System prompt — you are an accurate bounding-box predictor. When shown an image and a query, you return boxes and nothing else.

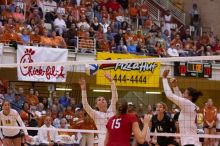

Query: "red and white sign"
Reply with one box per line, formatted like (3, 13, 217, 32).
(17, 45, 68, 82)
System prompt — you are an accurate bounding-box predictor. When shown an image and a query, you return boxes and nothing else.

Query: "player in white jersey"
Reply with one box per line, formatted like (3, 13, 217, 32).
(79, 73, 118, 146)
(162, 69, 202, 146)
(0, 100, 30, 146)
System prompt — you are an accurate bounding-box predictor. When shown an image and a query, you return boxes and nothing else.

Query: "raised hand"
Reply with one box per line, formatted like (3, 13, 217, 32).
(143, 114, 151, 126)
(162, 69, 170, 78)
(79, 78, 86, 90)
(104, 72, 113, 82)
(170, 78, 177, 87)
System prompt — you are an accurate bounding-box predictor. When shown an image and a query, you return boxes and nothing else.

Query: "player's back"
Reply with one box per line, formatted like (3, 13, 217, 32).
(106, 113, 138, 146)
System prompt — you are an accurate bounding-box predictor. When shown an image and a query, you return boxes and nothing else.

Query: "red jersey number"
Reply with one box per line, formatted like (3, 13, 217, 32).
(111, 118, 121, 129)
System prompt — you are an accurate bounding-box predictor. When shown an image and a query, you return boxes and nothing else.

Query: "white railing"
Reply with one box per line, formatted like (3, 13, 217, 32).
(152, 0, 185, 25)
(144, 0, 161, 27)
(77, 37, 96, 54)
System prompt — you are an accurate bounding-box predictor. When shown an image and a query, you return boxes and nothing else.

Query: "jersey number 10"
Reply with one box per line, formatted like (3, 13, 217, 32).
(111, 119, 121, 129)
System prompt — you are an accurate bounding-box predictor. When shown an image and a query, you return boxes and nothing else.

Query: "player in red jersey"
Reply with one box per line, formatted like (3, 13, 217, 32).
(104, 99, 150, 146)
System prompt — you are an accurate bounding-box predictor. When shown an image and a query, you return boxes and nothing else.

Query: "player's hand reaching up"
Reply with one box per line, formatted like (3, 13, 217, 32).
(79, 78, 86, 90)
(142, 114, 151, 126)
(104, 72, 113, 82)
(170, 78, 177, 87)
(162, 69, 170, 78)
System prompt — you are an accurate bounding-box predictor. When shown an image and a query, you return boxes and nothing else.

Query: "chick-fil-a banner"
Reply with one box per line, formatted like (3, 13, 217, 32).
(17, 45, 68, 82)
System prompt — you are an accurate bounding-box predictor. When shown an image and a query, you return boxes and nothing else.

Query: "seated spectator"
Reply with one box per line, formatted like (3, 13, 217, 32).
(171, 34, 183, 48)
(30, 27, 41, 45)
(124, 28, 136, 43)
(40, 29, 52, 47)
(21, 28, 30, 45)
(64, 105, 76, 124)
(38, 116, 61, 145)
(77, 15, 90, 31)
(1, 5, 13, 21)
(212, 40, 220, 55)
(200, 32, 210, 46)
(12, 92, 25, 113)
(20, 102, 30, 126)
(129, 3, 138, 19)
(120, 21, 129, 33)
(53, 13, 67, 36)
(66, 15, 76, 29)
(99, 17, 109, 33)
(101, 5, 109, 20)
(115, 39, 128, 53)
(13, 6, 25, 22)
(127, 40, 137, 54)
(59, 92, 71, 109)
(51, 31, 67, 48)
(135, 30, 145, 44)
(66, 23, 77, 49)
(48, 91, 57, 108)
(90, 17, 101, 32)
(167, 44, 179, 57)
(53, 111, 64, 128)
(35, 103, 46, 118)
(105, 26, 115, 43)
(4, 87, 15, 103)
(26, 88, 39, 109)
(139, 3, 149, 25)
(27, 8, 41, 25)
(43, 0, 57, 23)
(155, 41, 166, 57)
(106, 0, 120, 12)
(58, 118, 69, 135)
(27, 18, 37, 32)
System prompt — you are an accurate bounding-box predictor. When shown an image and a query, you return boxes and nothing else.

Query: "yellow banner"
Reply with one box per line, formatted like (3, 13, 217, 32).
(96, 53, 160, 87)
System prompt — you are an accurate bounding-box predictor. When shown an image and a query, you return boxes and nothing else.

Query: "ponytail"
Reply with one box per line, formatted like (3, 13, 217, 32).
(187, 87, 203, 103)
(116, 99, 128, 116)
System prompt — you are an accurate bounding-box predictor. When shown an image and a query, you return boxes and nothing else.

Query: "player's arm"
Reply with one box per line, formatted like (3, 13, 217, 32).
(105, 73, 118, 114)
(132, 115, 151, 144)
(104, 130, 109, 146)
(170, 78, 183, 97)
(79, 78, 97, 119)
(162, 69, 190, 110)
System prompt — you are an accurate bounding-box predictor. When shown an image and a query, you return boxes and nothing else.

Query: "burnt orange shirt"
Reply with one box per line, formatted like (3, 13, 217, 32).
(30, 34, 41, 44)
(3, 31, 23, 44)
(203, 106, 217, 126)
(20, 110, 29, 124)
(40, 36, 52, 46)
(26, 95, 39, 106)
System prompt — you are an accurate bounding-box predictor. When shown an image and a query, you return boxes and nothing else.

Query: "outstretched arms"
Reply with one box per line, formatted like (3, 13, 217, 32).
(104, 73, 118, 114)
(79, 78, 97, 119)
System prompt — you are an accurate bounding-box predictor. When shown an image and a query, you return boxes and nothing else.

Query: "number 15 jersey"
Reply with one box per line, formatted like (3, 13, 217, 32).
(106, 114, 138, 146)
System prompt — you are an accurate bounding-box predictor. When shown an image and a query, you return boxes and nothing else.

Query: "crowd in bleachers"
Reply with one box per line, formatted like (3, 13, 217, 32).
(0, 0, 219, 56)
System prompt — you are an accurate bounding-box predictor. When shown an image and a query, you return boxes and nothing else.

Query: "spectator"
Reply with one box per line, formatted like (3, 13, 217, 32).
(21, 28, 30, 45)
(51, 31, 67, 48)
(203, 98, 217, 146)
(66, 15, 76, 29)
(162, 10, 173, 36)
(40, 29, 52, 47)
(26, 88, 39, 109)
(90, 17, 101, 32)
(38, 116, 61, 146)
(20, 102, 30, 126)
(54, 13, 67, 36)
(27, 8, 41, 25)
(4, 87, 15, 103)
(167, 44, 179, 57)
(59, 92, 71, 109)
(212, 40, 220, 55)
(106, 0, 120, 12)
(99, 17, 109, 33)
(12, 6, 24, 22)
(43, 0, 57, 23)
(127, 40, 136, 54)
(77, 15, 90, 31)
(11, 92, 25, 113)
(30, 27, 41, 45)
(139, 3, 148, 26)
(66, 23, 78, 48)
(53, 111, 64, 128)
(64, 105, 75, 123)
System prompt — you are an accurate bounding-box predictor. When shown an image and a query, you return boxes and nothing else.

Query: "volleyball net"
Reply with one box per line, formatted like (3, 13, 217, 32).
(0, 52, 220, 145)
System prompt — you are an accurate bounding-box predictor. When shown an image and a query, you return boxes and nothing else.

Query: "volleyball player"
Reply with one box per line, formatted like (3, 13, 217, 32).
(79, 73, 118, 146)
(104, 98, 150, 146)
(0, 100, 30, 146)
(162, 69, 202, 146)
(150, 102, 178, 146)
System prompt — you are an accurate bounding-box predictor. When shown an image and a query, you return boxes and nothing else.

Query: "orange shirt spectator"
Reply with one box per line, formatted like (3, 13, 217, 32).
(30, 27, 41, 45)
(106, 0, 120, 12)
(101, 6, 109, 19)
(129, 4, 138, 17)
(26, 88, 39, 106)
(203, 99, 217, 127)
(124, 29, 137, 43)
(171, 34, 183, 48)
(200, 32, 210, 46)
(51, 31, 67, 48)
(135, 30, 145, 44)
(3, 29, 23, 44)
(40, 29, 52, 46)
(2, 8, 13, 20)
